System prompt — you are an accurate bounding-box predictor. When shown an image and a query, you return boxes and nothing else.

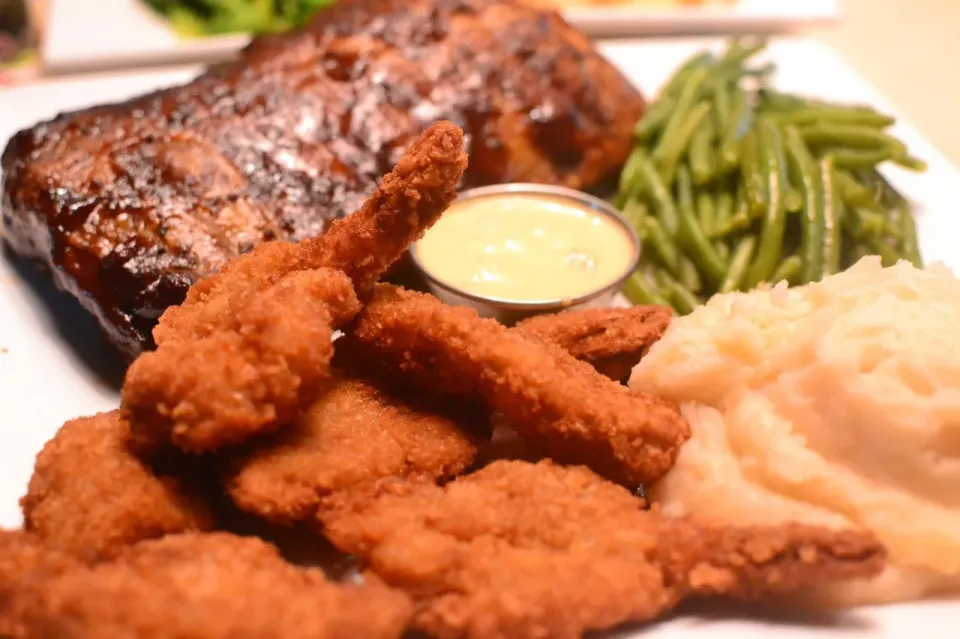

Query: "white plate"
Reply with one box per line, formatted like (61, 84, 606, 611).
(1, 36, 958, 637)
(41, 0, 839, 74)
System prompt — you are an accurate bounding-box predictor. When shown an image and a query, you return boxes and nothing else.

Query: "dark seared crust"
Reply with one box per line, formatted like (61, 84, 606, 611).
(0, 0, 645, 358)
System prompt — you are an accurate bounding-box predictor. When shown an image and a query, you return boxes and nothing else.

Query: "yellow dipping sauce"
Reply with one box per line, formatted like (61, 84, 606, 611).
(414, 193, 635, 302)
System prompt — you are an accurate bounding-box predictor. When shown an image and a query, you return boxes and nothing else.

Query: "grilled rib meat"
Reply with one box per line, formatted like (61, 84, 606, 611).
(0, 0, 645, 359)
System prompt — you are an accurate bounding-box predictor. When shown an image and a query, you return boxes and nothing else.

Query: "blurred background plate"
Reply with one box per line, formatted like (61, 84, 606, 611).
(40, 0, 838, 74)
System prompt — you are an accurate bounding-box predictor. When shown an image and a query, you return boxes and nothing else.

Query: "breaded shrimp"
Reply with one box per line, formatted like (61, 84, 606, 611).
(122, 268, 359, 452)
(341, 285, 689, 486)
(20, 411, 213, 560)
(224, 372, 486, 525)
(323, 460, 886, 639)
(121, 123, 467, 453)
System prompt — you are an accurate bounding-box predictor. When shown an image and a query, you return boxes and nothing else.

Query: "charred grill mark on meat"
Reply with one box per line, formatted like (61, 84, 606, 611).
(0, 0, 645, 358)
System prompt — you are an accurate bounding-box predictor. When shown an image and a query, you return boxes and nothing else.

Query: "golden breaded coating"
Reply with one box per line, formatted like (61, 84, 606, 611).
(224, 373, 484, 525)
(14, 532, 412, 639)
(122, 123, 467, 454)
(122, 268, 360, 452)
(20, 411, 213, 559)
(324, 460, 886, 639)
(341, 285, 689, 486)
(513, 305, 671, 381)
(0, 530, 85, 639)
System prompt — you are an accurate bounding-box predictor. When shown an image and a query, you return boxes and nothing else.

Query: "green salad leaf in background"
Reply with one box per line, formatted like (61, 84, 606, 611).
(143, 0, 336, 36)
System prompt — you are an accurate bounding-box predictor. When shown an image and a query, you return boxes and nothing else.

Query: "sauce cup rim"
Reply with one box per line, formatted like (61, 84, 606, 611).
(409, 183, 641, 311)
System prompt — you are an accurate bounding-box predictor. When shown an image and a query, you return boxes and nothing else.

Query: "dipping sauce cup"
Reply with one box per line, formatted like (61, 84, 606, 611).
(410, 183, 641, 324)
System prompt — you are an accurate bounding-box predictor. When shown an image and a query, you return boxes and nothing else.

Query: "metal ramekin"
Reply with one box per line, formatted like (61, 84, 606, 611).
(409, 183, 641, 325)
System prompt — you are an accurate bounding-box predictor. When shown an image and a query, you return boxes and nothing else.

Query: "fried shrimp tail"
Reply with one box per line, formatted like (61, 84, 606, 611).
(305, 121, 469, 294)
(322, 460, 886, 639)
(121, 123, 467, 453)
(152, 121, 468, 346)
(342, 285, 689, 486)
(654, 518, 888, 600)
(513, 305, 672, 381)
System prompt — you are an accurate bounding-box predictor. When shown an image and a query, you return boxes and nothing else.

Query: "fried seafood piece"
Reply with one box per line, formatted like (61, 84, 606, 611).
(513, 305, 672, 381)
(224, 372, 486, 525)
(122, 268, 360, 452)
(153, 122, 468, 345)
(341, 285, 689, 486)
(20, 411, 214, 560)
(121, 123, 467, 454)
(0, 531, 85, 639)
(15, 532, 413, 639)
(323, 460, 886, 639)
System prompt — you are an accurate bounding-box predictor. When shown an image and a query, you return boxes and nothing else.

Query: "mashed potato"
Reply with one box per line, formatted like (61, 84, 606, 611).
(630, 257, 960, 605)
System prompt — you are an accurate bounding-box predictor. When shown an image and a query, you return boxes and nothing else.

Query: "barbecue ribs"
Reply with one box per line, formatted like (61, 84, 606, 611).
(0, 0, 644, 358)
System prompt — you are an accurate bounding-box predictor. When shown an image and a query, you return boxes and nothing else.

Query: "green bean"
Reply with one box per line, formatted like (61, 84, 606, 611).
(657, 269, 700, 315)
(740, 129, 767, 215)
(784, 188, 803, 212)
(829, 147, 900, 169)
(784, 126, 825, 283)
(759, 89, 874, 113)
(618, 148, 646, 196)
(718, 38, 767, 70)
(620, 198, 649, 233)
(655, 66, 710, 157)
(634, 100, 675, 143)
(834, 169, 875, 207)
(820, 156, 842, 275)
(668, 281, 701, 315)
(720, 236, 757, 293)
(689, 117, 716, 185)
(710, 185, 752, 237)
(709, 212, 752, 238)
(846, 207, 888, 239)
(696, 189, 716, 236)
(676, 166, 727, 285)
(758, 89, 810, 111)
(656, 101, 712, 186)
(900, 203, 923, 267)
(771, 254, 803, 283)
(712, 81, 731, 132)
(708, 64, 774, 97)
(634, 153, 680, 234)
(798, 124, 907, 154)
(661, 51, 714, 98)
(624, 271, 671, 306)
(715, 241, 730, 262)
(766, 107, 894, 128)
(719, 88, 747, 171)
(867, 236, 901, 266)
(679, 257, 703, 293)
(745, 119, 788, 287)
(715, 189, 734, 227)
(641, 216, 680, 274)
(895, 155, 928, 172)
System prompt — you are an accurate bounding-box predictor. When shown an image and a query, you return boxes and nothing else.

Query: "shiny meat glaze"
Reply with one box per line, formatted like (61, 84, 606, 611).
(0, 0, 645, 359)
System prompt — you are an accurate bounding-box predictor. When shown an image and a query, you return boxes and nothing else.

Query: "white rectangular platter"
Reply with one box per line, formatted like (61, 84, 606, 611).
(41, 0, 839, 74)
(1, 36, 957, 638)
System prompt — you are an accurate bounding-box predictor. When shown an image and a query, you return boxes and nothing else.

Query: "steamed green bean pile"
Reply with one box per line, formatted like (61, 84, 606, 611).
(617, 39, 925, 314)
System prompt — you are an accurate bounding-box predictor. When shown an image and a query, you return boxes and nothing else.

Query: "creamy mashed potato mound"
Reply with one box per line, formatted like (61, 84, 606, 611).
(630, 257, 960, 605)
